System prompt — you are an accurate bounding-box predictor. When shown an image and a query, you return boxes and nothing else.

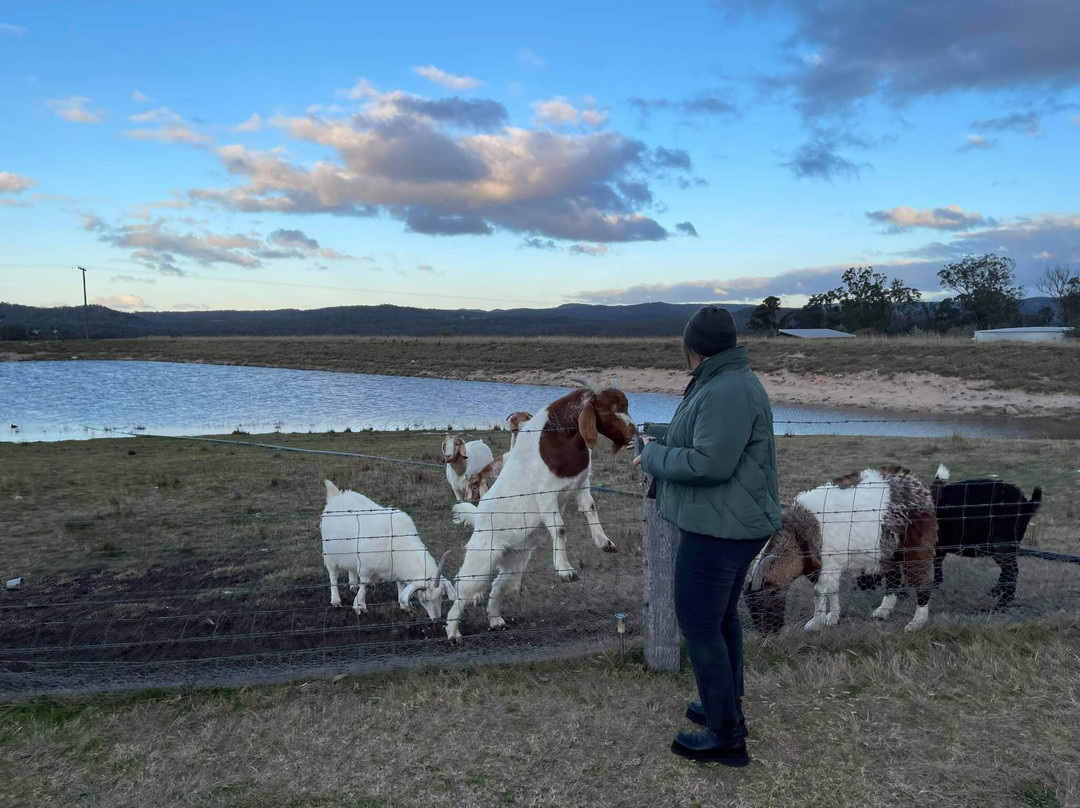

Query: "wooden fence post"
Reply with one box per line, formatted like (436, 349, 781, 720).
(642, 470, 681, 672)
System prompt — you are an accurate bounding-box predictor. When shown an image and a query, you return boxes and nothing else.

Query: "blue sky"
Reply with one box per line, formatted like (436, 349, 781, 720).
(1, 0, 1078, 312)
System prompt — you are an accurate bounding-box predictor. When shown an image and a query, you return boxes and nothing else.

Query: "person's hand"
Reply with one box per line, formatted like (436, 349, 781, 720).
(632, 435, 653, 466)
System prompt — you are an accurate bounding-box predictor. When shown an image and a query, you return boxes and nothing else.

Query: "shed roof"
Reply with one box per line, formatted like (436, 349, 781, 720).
(973, 327, 1071, 334)
(777, 328, 856, 339)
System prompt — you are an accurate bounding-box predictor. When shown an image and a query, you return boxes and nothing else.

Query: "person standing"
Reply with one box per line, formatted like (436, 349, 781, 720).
(634, 305, 781, 766)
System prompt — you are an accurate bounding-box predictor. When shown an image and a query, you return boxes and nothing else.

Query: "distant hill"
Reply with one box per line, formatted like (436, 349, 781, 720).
(1, 297, 1061, 341)
(0, 301, 761, 340)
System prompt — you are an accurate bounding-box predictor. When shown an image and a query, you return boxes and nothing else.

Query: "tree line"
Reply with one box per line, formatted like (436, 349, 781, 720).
(747, 253, 1080, 336)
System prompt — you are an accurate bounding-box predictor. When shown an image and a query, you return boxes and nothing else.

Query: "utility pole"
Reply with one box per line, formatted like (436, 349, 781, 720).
(78, 266, 90, 340)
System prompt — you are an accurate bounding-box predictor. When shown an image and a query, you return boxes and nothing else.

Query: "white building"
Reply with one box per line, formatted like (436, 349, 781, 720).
(973, 326, 1073, 343)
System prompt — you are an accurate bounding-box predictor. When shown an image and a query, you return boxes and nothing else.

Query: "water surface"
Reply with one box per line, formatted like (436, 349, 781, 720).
(1, 360, 1076, 442)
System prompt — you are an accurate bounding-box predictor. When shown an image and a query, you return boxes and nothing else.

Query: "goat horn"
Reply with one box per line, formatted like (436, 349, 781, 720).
(570, 376, 601, 394)
(606, 378, 620, 390)
(435, 549, 452, 579)
(749, 552, 776, 591)
(398, 581, 423, 609)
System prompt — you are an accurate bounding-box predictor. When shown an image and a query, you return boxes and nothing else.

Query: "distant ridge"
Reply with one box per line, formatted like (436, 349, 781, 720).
(0, 301, 760, 340)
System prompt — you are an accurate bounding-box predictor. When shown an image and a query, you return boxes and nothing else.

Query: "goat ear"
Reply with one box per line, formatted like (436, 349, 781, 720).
(442, 577, 457, 601)
(578, 402, 598, 449)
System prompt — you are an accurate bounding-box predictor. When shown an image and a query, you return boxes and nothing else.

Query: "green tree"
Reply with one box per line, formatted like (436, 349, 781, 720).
(937, 253, 1023, 330)
(1036, 264, 1080, 326)
(806, 267, 920, 333)
(747, 295, 782, 334)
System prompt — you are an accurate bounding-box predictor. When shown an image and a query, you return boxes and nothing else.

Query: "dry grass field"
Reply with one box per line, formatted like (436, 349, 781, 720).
(2, 430, 1079, 806)
(5, 334, 1080, 396)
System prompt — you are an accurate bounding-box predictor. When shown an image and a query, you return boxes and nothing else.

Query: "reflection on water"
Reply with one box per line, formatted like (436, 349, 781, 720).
(1, 360, 1076, 442)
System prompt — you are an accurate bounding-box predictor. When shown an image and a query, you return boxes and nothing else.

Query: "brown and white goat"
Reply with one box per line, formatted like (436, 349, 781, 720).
(463, 412, 535, 501)
(442, 435, 494, 501)
(445, 379, 637, 641)
(745, 466, 938, 634)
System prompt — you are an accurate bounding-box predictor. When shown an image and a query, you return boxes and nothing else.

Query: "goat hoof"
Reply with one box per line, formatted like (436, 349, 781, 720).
(557, 569, 580, 583)
(601, 541, 617, 553)
(489, 618, 507, 630)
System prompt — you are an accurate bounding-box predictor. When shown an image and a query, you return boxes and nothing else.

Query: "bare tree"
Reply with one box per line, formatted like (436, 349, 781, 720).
(1036, 265, 1080, 326)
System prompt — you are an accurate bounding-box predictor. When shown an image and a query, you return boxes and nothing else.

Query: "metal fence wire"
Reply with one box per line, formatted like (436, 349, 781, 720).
(2, 427, 1079, 699)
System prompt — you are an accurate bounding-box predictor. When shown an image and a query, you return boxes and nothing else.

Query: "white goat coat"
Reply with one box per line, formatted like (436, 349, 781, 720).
(796, 469, 892, 579)
(321, 486, 445, 614)
(445, 440, 495, 501)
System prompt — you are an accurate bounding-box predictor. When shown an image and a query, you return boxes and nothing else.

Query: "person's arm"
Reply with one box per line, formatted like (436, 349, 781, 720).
(640, 387, 752, 486)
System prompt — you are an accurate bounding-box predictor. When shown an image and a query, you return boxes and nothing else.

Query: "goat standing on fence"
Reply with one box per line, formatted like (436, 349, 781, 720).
(445, 379, 636, 640)
(636, 306, 781, 767)
(930, 464, 1042, 607)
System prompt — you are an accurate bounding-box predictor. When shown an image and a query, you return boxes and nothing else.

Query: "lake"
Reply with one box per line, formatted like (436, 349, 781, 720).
(1, 360, 1076, 442)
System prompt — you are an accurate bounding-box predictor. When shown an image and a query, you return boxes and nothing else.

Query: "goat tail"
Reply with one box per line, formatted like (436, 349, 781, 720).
(324, 479, 341, 501)
(1027, 486, 1043, 515)
(452, 502, 478, 527)
(934, 464, 950, 483)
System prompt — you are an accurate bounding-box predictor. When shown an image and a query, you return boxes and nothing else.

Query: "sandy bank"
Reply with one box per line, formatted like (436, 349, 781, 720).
(464, 367, 1080, 419)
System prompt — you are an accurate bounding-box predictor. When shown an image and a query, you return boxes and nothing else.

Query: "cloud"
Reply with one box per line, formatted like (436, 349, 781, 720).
(392, 96, 508, 130)
(413, 65, 482, 90)
(782, 135, 866, 181)
(517, 49, 545, 69)
(628, 93, 739, 121)
(109, 274, 156, 285)
(132, 90, 149, 103)
(123, 107, 211, 144)
(92, 293, 151, 310)
(0, 171, 36, 194)
(532, 96, 579, 126)
(577, 211, 1080, 303)
(866, 205, 991, 233)
(338, 78, 379, 100)
(519, 237, 559, 250)
(184, 90, 682, 243)
(531, 96, 609, 129)
(46, 96, 105, 124)
(233, 113, 263, 132)
(719, 0, 1080, 117)
(84, 215, 355, 275)
(268, 228, 319, 250)
(971, 111, 1042, 136)
(675, 221, 699, 237)
(172, 302, 208, 311)
(957, 133, 997, 152)
(1, 23, 27, 35)
(569, 243, 609, 256)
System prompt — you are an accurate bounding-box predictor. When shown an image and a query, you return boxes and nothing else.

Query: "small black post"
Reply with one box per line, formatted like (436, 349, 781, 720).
(78, 266, 89, 340)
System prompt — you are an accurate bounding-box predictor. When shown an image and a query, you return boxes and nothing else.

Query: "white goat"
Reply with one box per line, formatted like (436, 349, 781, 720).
(445, 380, 637, 642)
(321, 480, 456, 619)
(442, 435, 495, 501)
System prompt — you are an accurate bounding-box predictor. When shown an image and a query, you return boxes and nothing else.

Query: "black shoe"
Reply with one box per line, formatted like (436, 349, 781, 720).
(670, 729, 750, 767)
(685, 703, 749, 740)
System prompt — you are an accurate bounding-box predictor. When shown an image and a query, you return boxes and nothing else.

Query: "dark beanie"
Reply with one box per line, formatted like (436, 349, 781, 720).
(683, 306, 737, 357)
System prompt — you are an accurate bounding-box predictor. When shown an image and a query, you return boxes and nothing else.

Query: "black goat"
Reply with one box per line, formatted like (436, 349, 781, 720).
(931, 464, 1042, 606)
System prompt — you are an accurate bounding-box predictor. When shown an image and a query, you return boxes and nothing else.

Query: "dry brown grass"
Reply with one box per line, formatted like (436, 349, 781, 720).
(1, 621, 1078, 807)
(2, 432, 1079, 804)
(5, 333, 1080, 395)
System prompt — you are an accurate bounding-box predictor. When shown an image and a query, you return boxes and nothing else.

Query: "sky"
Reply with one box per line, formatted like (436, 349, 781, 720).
(1, 0, 1079, 313)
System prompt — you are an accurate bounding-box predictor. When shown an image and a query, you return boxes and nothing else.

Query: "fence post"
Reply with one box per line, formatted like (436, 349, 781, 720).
(642, 470, 681, 672)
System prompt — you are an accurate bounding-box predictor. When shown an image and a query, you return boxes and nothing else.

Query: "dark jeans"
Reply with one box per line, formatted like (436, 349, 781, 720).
(674, 530, 770, 743)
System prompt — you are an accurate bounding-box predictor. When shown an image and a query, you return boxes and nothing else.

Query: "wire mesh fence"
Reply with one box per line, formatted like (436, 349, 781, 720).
(2, 426, 1078, 699)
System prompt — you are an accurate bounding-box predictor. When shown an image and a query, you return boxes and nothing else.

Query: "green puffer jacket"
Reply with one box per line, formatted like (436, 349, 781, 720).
(640, 346, 781, 540)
